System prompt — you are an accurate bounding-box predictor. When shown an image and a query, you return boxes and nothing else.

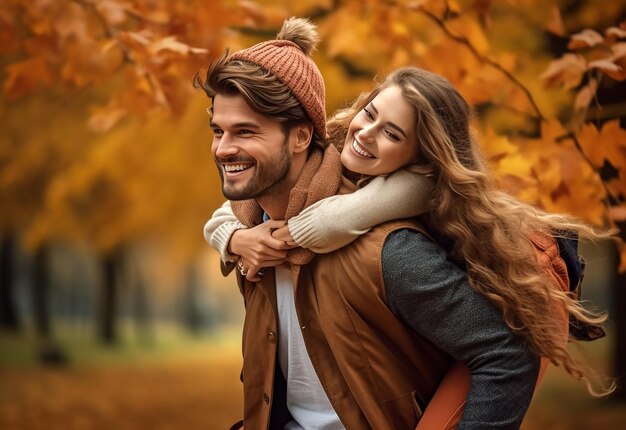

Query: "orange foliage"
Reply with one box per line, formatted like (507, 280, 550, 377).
(1, 0, 626, 267)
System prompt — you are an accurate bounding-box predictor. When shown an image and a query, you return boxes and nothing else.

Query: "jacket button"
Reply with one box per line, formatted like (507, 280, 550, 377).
(263, 393, 270, 404)
(267, 330, 276, 343)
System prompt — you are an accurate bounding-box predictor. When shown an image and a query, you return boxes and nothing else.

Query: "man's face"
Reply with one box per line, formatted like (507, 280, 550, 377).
(210, 93, 292, 200)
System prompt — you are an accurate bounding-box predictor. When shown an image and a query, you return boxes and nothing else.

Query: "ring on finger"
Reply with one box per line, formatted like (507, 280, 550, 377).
(237, 260, 248, 276)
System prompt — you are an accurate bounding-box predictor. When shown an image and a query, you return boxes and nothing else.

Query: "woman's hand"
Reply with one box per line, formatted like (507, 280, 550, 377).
(229, 220, 294, 282)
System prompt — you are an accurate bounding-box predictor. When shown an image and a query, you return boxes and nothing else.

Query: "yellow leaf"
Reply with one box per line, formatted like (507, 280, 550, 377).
(88, 104, 127, 132)
(578, 120, 626, 170)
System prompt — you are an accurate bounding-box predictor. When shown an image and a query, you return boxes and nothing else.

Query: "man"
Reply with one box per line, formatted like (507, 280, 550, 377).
(197, 17, 539, 430)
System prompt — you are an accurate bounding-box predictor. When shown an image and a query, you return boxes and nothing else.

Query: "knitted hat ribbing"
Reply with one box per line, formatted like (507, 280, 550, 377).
(228, 20, 327, 138)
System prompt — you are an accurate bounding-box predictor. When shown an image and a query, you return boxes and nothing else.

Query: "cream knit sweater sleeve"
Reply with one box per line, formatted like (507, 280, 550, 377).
(203, 200, 246, 263)
(288, 169, 433, 253)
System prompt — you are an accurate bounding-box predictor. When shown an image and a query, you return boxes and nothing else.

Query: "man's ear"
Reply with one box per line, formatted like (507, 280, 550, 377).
(292, 124, 313, 154)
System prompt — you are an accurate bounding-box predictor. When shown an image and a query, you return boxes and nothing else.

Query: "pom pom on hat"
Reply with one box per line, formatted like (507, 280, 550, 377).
(229, 18, 327, 138)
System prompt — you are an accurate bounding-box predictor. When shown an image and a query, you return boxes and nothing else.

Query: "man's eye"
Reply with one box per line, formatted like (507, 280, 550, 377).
(212, 129, 223, 137)
(239, 129, 253, 136)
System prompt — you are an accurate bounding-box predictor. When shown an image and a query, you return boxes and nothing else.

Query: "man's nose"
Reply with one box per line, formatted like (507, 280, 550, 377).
(213, 133, 239, 159)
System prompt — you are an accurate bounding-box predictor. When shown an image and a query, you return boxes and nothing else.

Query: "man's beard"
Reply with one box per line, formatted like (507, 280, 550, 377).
(218, 137, 292, 201)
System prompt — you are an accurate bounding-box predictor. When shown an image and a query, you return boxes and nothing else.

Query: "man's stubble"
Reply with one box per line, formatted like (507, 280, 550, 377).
(219, 135, 292, 201)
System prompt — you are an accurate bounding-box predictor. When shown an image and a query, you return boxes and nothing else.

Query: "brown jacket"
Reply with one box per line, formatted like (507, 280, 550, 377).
(231, 219, 451, 430)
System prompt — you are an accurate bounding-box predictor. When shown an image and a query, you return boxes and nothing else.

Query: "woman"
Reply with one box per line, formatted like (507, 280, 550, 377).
(206, 66, 612, 427)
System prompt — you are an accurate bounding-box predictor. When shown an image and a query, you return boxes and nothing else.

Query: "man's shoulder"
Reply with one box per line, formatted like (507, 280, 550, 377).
(320, 219, 434, 262)
(370, 219, 434, 243)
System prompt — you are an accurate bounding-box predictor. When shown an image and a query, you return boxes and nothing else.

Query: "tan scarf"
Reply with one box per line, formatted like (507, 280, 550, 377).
(231, 144, 343, 265)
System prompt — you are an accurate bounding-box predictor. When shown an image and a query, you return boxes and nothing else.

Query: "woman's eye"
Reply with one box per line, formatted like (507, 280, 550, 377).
(363, 108, 374, 119)
(385, 130, 399, 141)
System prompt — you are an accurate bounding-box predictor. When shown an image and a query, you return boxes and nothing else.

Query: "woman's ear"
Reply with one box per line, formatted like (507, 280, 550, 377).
(292, 124, 313, 154)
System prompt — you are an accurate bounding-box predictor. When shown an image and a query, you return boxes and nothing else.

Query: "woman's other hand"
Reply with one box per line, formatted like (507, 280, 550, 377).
(272, 225, 298, 247)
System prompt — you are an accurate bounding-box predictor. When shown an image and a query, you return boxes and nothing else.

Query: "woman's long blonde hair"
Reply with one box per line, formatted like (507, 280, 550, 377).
(328, 67, 613, 395)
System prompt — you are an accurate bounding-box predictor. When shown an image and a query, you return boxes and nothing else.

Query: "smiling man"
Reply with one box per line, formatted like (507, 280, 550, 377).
(197, 17, 540, 430)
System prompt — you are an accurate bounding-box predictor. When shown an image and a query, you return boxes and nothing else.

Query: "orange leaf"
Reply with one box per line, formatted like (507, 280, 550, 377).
(574, 78, 598, 111)
(606, 26, 626, 40)
(611, 42, 626, 60)
(540, 54, 586, 89)
(95, 0, 128, 26)
(547, 6, 566, 37)
(577, 120, 626, 169)
(588, 59, 626, 81)
(3, 56, 53, 98)
(610, 205, 626, 222)
(149, 36, 209, 55)
(567, 29, 604, 49)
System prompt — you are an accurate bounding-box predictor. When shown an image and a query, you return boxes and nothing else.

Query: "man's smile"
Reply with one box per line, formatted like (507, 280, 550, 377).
(222, 162, 255, 173)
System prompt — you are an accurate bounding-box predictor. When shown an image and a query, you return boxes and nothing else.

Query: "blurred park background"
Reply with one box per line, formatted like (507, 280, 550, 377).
(2, 0, 626, 428)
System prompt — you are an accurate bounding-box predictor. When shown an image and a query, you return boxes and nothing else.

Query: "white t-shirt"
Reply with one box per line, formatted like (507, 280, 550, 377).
(275, 265, 344, 430)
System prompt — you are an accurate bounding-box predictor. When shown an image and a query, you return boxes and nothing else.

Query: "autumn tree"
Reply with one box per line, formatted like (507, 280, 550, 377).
(2, 0, 625, 392)
(0, 0, 265, 343)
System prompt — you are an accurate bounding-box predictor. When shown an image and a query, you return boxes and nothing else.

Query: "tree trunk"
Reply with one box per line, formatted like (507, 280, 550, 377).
(98, 251, 119, 345)
(32, 243, 51, 338)
(132, 272, 153, 345)
(0, 233, 20, 331)
(613, 238, 626, 399)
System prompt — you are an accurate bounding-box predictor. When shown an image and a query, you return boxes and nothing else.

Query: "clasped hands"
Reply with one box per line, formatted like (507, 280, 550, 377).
(228, 219, 298, 282)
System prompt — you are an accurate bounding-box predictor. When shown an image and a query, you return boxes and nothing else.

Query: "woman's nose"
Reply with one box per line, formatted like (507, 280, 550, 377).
(357, 125, 375, 143)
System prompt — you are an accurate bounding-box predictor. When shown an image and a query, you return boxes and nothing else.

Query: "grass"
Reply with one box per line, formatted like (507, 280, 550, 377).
(1, 325, 625, 429)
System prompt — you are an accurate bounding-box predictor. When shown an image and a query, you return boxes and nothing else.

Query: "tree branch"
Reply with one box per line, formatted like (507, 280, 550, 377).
(393, 1, 545, 122)
(556, 131, 620, 211)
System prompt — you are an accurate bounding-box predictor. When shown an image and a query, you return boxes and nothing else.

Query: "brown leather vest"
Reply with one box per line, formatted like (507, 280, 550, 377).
(233, 219, 451, 430)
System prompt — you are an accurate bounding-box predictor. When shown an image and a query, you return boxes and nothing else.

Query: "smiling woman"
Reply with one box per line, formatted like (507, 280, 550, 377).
(341, 85, 420, 177)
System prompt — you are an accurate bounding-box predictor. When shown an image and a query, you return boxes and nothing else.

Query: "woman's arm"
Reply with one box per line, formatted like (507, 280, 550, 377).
(204, 201, 291, 281)
(204, 200, 247, 263)
(416, 358, 560, 430)
(414, 233, 571, 430)
(286, 169, 433, 253)
(383, 230, 540, 429)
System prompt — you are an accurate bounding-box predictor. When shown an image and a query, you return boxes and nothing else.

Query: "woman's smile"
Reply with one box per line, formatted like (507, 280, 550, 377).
(351, 139, 375, 159)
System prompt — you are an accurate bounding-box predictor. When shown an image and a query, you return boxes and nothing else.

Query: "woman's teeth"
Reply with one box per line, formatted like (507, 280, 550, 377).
(352, 140, 374, 158)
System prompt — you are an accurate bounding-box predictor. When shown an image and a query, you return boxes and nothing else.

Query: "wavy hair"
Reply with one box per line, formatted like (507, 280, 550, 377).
(328, 67, 614, 395)
(193, 52, 326, 151)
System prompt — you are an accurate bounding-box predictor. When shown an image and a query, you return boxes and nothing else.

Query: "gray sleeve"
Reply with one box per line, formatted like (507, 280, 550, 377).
(382, 229, 540, 430)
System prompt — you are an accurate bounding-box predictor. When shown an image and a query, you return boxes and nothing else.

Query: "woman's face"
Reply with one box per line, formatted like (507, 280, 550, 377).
(341, 85, 419, 176)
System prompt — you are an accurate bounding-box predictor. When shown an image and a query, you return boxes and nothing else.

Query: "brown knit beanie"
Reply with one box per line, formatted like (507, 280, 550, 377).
(228, 17, 327, 138)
